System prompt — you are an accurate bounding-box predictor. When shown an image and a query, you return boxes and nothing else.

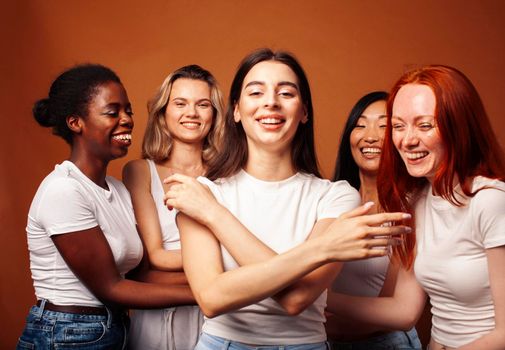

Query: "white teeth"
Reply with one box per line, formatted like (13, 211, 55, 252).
(112, 134, 131, 141)
(259, 118, 283, 124)
(181, 122, 200, 127)
(405, 151, 428, 159)
(362, 147, 381, 154)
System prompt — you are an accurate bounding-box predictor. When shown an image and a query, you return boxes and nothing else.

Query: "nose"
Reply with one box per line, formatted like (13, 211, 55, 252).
(264, 90, 279, 109)
(363, 127, 380, 144)
(403, 126, 419, 146)
(120, 111, 134, 129)
(186, 103, 198, 118)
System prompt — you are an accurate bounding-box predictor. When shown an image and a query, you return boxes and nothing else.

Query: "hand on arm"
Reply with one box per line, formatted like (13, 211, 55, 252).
(167, 174, 413, 316)
(123, 160, 182, 271)
(178, 213, 336, 318)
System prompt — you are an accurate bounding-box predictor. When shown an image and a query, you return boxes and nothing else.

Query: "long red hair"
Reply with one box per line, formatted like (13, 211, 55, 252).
(378, 65, 505, 268)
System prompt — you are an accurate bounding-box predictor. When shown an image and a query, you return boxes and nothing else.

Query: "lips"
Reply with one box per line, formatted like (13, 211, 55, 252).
(111, 133, 132, 145)
(361, 147, 381, 155)
(180, 121, 202, 129)
(404, 151, 428, 160)
(256, 115, 286, 126)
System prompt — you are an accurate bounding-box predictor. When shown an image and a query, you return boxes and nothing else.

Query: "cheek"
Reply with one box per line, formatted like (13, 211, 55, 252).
(349, 130, 360, 148)
(391, 131, 402, 150)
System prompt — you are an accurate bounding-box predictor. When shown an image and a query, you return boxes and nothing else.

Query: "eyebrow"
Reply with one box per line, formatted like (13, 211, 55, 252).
(171, 97, 212, 103)
(391, 115, 435, 121)
(359, 115, 387, 119)
(244, 81, 299, 90)
(104, 102, 130, 109)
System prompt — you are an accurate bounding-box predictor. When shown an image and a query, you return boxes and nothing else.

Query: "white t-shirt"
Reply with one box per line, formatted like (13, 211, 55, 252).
(414, 177, 505, 347)
(27, 161, 143, 307)
(197, 169, 360, 345)
(331, 256, 389, 297)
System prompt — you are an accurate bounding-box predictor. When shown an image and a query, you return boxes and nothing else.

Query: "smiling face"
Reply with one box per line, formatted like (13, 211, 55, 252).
(233, 60, 307, 154)
(164, 78, 214, 146)
(79, 81, 134, 160)
(350, 100, 387, 176)
(391, 84, 445, 183)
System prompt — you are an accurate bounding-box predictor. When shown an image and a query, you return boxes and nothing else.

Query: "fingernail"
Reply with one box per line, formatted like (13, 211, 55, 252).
(405, 226, 412, 233)
(402, 213, 411, 219)
(364, 201, 374, 209)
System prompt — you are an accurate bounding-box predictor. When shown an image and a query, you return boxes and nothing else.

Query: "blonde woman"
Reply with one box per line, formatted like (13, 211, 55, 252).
(123, 65, 224, 350)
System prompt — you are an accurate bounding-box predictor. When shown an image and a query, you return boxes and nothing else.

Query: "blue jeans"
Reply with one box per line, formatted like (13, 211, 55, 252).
(328, 328, 422, 350)
(195, 332, 329, 350)
(16, 299, 129, 349)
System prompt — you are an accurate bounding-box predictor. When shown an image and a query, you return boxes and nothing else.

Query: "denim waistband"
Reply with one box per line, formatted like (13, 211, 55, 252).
(33, 299, 125, 328)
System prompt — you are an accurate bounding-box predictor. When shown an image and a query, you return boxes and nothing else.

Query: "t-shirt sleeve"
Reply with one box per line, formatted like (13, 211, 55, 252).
(34, 178, 98, 236)
(474, 186, 505, 249)
(196, 176, 224, 203)
(317, 180, 360, 220)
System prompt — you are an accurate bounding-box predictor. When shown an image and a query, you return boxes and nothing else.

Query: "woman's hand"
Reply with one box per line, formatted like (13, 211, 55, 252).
(321, 202, 411, 262)
(163, 173, 221, 226)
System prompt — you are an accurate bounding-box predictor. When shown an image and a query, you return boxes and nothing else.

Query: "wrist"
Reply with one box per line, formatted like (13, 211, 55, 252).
(203, 203, 229, 229)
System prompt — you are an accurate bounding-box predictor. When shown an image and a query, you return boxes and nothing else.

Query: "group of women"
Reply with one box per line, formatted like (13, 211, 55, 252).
(17, 48, 505, 350)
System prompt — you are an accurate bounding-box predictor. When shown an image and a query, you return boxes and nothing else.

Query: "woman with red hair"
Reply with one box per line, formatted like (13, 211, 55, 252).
(328, 65, 505, 349)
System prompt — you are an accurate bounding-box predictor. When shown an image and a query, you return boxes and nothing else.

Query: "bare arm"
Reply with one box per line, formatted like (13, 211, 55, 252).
(326, 266, 427, 330)
(52, 226, 194, 309)
(456, 246, 505, 349)
(126, 245, 188, 286)
(178, 208, 411, 318)
(325, 260, 401, 340)
(123, 160, 182, 271)
(165, 174, 410, 315)
(178, 213, 334, 317)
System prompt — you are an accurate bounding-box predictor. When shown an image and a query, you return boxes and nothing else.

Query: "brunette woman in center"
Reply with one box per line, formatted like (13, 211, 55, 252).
(123, 64, 224, 350)
(326, 91, 421, 349)
(162, 48, 412, 349)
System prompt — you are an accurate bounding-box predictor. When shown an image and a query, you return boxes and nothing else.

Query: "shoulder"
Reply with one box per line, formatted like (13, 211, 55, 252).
(123, 159, 150, 178)
(38, 167, 87, 201)
(122, 159, 151, 190)
(299, 174, 359, 201)
(471, 177, 505, 208)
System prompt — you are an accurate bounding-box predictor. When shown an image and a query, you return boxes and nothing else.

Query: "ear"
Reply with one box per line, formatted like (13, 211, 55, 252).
(301, 106, 308, 124)
(67, 115, 83, 134)
(233, 104, 241, 123)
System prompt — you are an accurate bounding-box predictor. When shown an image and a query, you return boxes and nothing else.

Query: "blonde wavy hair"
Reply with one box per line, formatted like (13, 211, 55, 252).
(141, 65, 225, 163)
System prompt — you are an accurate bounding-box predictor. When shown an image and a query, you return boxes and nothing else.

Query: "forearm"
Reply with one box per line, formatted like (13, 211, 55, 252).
(194, 238, 329, 317)
(205, 207, 338, 314)
(325, 313, 392, 341)
(326, 292, 417, 330)
(129, 269, 188, 285)
(148, 248, 183, 271)
(101, 278, 195, 309)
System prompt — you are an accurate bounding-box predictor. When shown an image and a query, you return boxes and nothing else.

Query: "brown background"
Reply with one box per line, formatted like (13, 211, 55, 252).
(1, 1, 505, 348)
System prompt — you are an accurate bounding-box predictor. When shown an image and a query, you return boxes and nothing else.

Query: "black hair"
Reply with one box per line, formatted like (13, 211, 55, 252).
(33, 64, 121, 144)
(206, 48, 321, 179)
(332, 91, 388, 189)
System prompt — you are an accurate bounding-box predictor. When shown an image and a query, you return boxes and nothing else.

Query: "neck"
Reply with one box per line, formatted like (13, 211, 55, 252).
(244, 143, 295, 181)
(359, 171, 379, 212)
(69, 148, 109, 189)
(161, 140, 205, 177)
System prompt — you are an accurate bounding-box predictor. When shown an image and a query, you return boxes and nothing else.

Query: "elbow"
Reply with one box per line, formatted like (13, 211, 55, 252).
(283, 303, 307, 316)
(395, 310, 420, 331)
(278, 293, 313, 316)
(196, 290, 228, 319)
